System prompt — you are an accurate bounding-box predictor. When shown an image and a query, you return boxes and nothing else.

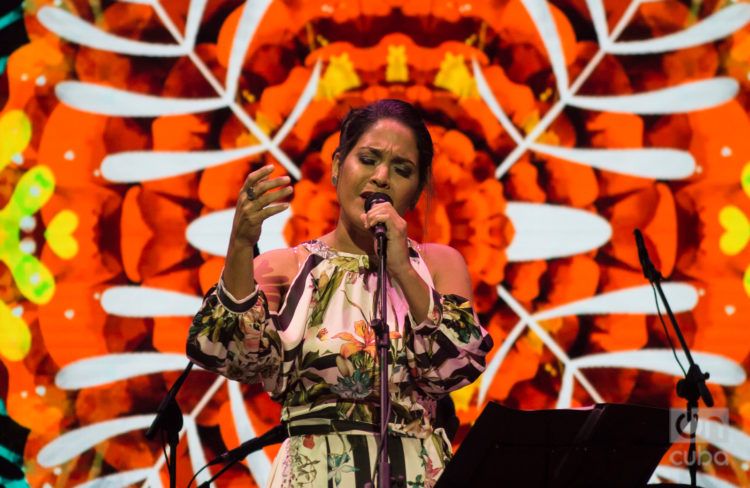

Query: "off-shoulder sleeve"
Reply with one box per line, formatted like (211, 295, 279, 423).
(406, 288, 493, 397)
(186, 281, 283, 395)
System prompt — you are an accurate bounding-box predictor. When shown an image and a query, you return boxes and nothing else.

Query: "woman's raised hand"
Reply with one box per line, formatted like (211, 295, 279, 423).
(230, 165, 293, 248)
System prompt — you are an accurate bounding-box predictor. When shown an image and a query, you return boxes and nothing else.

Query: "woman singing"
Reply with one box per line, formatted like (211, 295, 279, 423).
(187, 99, 493, 487)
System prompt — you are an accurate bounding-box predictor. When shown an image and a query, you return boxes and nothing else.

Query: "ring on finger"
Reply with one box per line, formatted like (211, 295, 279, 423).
(246, 186, 256, 201)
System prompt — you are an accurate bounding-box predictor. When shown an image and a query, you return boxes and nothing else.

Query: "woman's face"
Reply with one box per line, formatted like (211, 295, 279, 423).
(333, 118, 421, 228)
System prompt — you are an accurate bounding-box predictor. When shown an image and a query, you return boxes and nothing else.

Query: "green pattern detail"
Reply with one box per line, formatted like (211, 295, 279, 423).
(327, 450, 357, 486)
(309, 269, 346, 328)
(0, 166, 57, 305)
(443, 295, 482, 343)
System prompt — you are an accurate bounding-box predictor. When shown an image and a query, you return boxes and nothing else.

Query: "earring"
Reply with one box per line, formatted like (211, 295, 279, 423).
(332, 175, 338, 185)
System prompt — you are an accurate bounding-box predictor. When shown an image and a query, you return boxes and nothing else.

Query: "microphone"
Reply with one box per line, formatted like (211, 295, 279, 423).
(205, 424, 287, 467)
(633, 228, 660, 282)
(364, 192, 392, 239)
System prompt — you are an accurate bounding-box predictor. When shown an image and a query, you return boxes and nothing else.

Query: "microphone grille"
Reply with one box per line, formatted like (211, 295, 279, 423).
(364, 192, 392, 212)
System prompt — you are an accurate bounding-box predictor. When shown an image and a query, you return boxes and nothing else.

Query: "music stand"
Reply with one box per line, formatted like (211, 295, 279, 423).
(436, 402, 671, 488)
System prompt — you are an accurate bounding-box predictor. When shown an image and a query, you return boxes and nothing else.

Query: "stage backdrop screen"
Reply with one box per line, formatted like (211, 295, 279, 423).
(1, 0, 750, 486)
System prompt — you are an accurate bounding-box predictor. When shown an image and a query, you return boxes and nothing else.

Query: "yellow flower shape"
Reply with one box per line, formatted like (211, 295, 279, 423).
(724, 163, 750, 297)
(0, 302, 31, 361)
(0, 110, 31, 172)
(45, 210, 79, 260)
(434, 52, 479, 99)
(718, 205, 750, 256)
(317, 53, 361, 100)
(386, 45, 409, 82)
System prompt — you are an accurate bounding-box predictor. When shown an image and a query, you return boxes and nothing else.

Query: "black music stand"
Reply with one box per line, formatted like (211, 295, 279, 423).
(436, 402, 672, 488)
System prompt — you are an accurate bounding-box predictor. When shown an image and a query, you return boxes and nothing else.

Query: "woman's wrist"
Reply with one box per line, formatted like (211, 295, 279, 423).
(216, 275, 260, 313)
(226, 236, 256, 257)
(389, 261, 419, 284)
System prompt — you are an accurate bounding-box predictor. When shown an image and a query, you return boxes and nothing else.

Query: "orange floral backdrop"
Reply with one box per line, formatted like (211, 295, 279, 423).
(2, 0, 750, 486)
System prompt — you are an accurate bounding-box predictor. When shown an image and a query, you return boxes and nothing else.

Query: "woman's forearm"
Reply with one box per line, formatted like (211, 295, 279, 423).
(391, 265, 432, 324)
(221, 241, 256, 299)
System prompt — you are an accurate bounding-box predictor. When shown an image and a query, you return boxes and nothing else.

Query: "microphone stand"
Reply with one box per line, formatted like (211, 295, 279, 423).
(373, 231, 391, 488)
(633, 230, 713, 488)
(196, 424, 287, 488)
(145, 360, 194, 488)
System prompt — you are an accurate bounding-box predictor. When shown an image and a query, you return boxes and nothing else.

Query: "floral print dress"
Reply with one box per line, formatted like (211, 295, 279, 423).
(187, 240, 493, 487)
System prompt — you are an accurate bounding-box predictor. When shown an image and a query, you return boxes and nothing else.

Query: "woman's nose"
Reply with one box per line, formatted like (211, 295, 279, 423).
(370, 164, 390, 187)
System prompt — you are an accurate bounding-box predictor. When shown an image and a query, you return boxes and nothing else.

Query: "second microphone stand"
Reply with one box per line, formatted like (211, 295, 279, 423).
(635, 230, 713, 488)
(145, 360, 194, 488)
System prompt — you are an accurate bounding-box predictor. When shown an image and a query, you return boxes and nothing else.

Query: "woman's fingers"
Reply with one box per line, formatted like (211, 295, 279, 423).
(249, 175, 291, 198)
(241, 179, 293, 209)
(240, 165, 275, 194)
(260, 185, 293, 206)
(238, 166, 293, 206)
(241, 186, 292, 213)
(363, 202, 396, 228)
(251, 177, 292, 204)
(258, 202, 289, 219)
(230, 165, 293, 245)
(239, 166, 292, 206)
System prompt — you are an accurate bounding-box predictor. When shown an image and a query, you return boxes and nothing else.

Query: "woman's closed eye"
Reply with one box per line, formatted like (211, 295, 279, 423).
(358, 151, 413, 177)
(395, 166, 412, 177)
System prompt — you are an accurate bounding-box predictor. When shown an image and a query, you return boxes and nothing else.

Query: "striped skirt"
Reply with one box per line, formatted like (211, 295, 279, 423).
(266, 424, 451, 488)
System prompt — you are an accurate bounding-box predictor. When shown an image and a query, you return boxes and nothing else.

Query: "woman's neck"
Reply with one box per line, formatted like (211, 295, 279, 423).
(322, 219, 376, 255)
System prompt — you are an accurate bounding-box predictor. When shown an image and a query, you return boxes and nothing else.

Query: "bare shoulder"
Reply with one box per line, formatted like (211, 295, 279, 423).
(253, 246, 306, 287)
(253, 246, 309, 312)
(418, 243, 472, 297)
(419, 243, 468, 274)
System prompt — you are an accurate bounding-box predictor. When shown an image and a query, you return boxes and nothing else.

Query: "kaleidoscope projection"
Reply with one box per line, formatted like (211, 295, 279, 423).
(3, 0, 750, 486)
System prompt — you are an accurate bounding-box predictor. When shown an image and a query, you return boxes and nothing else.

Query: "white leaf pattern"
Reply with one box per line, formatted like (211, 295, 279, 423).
(608, 4, 750, 54)
(100, 287, 202, 317)
(183, 416, 211, 486)
(652, 466, 738, 488)
(38, 415, 156, 467)
(696, 419, 750, 461)
(76, 468, 153, 488)
(533, 283, 698, 320)
(520, 0, 569, 94)
(37, 7, 190, 56)
(55, 81, 227, 116)
(55, 353, 190, 389)
(100, 146, 267, 183)
(557, 350, 745, 408)
(568, 78, 739, 114)
(530, 144, 696, 179)
(504, 203, 612, 261)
